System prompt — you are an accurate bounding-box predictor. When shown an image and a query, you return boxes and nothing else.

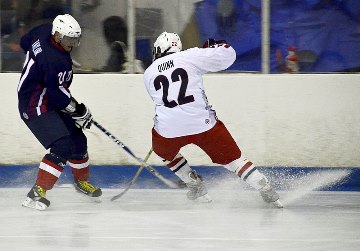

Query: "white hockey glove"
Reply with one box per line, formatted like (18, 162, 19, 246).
(63, 98, 93, 129)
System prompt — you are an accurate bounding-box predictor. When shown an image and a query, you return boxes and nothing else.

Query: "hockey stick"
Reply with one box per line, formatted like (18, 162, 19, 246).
(92, 120, 184, 189)
(111, 148, 153, 201)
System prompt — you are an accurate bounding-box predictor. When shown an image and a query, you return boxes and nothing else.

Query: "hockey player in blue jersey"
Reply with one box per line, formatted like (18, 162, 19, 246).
(18, 14, 102, 210)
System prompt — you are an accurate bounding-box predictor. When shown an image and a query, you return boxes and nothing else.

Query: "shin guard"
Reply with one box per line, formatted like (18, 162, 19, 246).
(36, 153, 66, 190)
(68, 155, 90, 181)
(224, 157, 268, 190)
(164, 153, 193, 183)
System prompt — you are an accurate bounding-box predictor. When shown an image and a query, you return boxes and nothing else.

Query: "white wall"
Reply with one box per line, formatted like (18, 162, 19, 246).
(3, 73, 360, 167)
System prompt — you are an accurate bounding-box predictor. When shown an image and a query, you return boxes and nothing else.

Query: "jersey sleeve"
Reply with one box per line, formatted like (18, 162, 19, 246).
(20, 31, 33, 53)
(186, 45, 236, 74)
(20, 24, 49, 53)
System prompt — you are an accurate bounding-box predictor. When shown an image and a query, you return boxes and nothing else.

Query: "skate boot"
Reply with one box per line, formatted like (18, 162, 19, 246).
(259, 178, 283, 208)
(186, 171, 212, 203)
(22, 184, 50, 211)
(74, 180, 102, 197)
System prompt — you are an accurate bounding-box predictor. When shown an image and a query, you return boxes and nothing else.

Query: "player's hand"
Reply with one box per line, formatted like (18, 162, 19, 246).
(71, 103, 93, 129)
(202, 38, 228, 48)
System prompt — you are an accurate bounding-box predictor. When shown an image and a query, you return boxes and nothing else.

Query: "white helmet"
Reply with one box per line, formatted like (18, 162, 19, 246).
(153, 32, 182, 61)
(52, 14, 81, 46)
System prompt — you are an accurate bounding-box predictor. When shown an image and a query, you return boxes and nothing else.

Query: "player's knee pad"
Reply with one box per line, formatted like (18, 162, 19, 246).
(69, 152, 88, 161)
(43, 152, 67, 167)
(50, 136, 75, 161)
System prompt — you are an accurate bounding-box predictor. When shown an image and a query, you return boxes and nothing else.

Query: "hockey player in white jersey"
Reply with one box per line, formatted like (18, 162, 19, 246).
(144, 32, 282, 207)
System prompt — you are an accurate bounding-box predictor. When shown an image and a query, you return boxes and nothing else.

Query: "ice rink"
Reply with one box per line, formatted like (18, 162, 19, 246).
(0, 186, 359, 251)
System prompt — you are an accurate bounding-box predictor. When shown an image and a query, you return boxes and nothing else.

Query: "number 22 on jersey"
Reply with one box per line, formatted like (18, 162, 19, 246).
(154, 68, 194, 108)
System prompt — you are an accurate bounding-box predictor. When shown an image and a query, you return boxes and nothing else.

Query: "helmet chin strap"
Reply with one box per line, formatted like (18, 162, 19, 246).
(161, 47, 172, 57)
(153, 46, 175, 61)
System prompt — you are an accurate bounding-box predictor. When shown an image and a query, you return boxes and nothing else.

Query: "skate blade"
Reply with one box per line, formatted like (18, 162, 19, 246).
(75, 190, 102, 203)
(88, 197, 102, 203)
(195, 194, 213, 203)
(22, 197, 48, 211)
(272, 199, 284, 208)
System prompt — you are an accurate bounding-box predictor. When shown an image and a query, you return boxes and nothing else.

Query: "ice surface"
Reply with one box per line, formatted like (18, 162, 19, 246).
(0, 187, 359, 251)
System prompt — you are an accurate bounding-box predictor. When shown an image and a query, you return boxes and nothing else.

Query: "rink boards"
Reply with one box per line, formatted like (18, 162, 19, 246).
(0, 165, 359, 191)
(2, 74, 360, 191)
(3, 73, 360, 168)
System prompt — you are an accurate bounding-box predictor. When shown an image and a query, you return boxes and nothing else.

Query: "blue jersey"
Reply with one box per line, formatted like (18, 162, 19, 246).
(17, 24, 74, 119)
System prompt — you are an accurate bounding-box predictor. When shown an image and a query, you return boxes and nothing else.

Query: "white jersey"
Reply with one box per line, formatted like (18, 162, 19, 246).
(144, 44, 236, 138)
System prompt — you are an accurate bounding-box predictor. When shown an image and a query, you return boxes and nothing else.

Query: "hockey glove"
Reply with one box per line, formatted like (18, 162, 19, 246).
(72, 103, 93, 129)
(202, 38, 228, 48)
(63, 98, 93, 129)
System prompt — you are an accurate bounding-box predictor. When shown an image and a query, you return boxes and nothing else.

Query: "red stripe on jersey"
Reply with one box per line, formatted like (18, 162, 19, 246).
(40, 95, 49, 113)
(237, 161, 253, 177)
(40, 104, 47, 113)
(28, 82, 43, 108)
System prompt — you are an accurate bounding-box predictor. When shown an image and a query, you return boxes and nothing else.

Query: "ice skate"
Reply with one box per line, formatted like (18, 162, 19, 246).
(74, 180, 102, 197)
(22, 184, 50, 211)
(259, 178, 283, 208)
(186, 171, 212, 203)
